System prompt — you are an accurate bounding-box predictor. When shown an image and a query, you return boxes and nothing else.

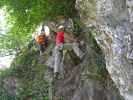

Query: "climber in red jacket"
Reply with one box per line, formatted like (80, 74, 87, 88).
(53, 25, 85, 79)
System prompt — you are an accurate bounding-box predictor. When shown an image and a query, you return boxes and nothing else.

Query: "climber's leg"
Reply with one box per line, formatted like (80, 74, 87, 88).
(54, 45, 62, 73)
(54, 46, 60, 73)
(53, 45, 63, 79)
(63, 42, 85, 59)
(39, 44, 45, 55)
(72, 42, 85, 59)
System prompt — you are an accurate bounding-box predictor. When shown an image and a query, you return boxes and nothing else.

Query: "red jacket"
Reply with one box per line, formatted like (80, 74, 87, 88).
(56, 31, 64, 45)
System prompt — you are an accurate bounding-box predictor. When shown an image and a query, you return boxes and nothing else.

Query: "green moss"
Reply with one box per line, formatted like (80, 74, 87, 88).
(128, 85, 133, 93)
(87, 28, 106, 75)
(73, 18, 84, 36)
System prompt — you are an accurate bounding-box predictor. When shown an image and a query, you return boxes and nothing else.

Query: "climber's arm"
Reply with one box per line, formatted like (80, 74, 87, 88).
(64, 32, 77, 42)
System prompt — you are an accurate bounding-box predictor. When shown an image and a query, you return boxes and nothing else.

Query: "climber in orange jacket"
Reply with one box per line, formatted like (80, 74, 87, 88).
(35, 31, 46, 55)
(35, 25, 50, 55)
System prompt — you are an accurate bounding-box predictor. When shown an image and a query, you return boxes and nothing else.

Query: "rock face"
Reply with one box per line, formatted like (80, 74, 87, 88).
(3, 76, 18, 96)
(52, 31, 123, 100)
(46, 19, 123, 100)
(76, 0, 133, 100)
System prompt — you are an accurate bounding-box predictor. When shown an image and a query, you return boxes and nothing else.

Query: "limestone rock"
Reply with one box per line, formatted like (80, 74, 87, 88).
(76, 0, 133, 100)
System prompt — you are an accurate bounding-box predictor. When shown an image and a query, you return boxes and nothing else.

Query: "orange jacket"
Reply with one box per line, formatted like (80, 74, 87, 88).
(36, 34, 45, 44)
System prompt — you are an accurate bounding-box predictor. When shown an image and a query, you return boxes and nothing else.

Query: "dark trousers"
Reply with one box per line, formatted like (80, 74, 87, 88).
(39, 44, 45, 53)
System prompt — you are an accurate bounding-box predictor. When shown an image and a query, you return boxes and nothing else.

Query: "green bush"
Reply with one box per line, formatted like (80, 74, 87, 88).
(0, 47, 49, 100)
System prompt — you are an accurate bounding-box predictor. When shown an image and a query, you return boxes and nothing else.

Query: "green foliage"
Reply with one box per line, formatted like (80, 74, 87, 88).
(73, 18, 83, 36)
(0, 45, 50, 99)
(0, 0, 76, 53)
(88, 28, 106, 75)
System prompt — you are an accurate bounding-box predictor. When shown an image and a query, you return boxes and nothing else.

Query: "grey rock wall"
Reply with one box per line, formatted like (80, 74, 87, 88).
(76, 0, 133, 100)
(45, 19, 123, 100)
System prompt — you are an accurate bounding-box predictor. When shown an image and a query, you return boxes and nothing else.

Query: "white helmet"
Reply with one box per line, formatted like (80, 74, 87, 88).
(58, 25, 64, 29)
